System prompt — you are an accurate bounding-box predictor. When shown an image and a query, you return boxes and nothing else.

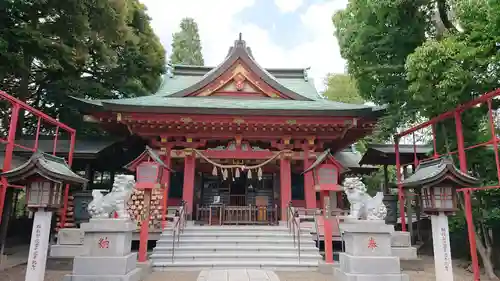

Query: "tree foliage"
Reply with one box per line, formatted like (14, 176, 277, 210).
(333, 0, 432, 138)
(334, 0, 500, 276)
(0, 0, 166, 136)
(322, 73, 364, 104)
(170, 17, 204, 66)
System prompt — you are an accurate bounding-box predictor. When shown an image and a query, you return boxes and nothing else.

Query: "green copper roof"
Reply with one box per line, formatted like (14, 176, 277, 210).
(401, 157, 479, 187)
(71, 34, 386, 117)
(153, 74, 321, 101)
(0, 151, 88, 184)
(74, 95, 384, 116)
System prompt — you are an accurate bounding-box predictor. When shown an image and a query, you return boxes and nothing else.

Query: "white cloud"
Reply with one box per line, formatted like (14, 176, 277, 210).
(140, 0, 348, 93)
(274, 0, 303, 13)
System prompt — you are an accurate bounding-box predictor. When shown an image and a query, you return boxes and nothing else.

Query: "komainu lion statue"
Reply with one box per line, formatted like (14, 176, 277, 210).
(343, 177, 387, 220)
(88, 174, 136, 219)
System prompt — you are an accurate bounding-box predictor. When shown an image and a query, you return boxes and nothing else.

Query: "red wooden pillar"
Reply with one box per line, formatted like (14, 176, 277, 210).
(138, 189, 151, 262)
(182, 149, 195, 218)
(0, 103, 20, 224)
(280, 153, 292, 221)
(303, 150, 316, 209)
(455, 111, 480, 281)
(161, 148, 171, 229)
(322, 190, 334, 264)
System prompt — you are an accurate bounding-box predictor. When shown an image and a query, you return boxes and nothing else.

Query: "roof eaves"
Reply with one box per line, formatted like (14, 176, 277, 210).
(124, 146, 173, 172)
(98, 102, 382, 117)
(0, 151, 88, 184)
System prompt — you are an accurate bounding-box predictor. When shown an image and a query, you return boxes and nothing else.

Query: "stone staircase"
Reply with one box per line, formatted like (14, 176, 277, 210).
(151, 225, 321, 271)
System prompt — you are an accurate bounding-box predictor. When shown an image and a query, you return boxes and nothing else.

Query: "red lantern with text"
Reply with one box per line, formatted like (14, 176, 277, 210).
(124, 146, 170, 263)
(303, 149, 345, 264)
(136, 161, 162, 190)
(313, 163, 340, 193)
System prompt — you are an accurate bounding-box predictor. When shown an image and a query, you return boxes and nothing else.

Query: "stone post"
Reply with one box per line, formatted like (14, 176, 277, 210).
(431, 213, 453, 281)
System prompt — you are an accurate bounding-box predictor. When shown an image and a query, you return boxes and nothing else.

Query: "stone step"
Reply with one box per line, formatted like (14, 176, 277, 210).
(391, 231, 412, 247)
(153, 260, 319, 271)
(159, 232, 313, 240)
(163, 228, 309, 234)
(151, 252, 321, 262)
(152, 225, 322, 271)
(153, 245, 318, 253)
(181, 225, 289, 230)
(156, 239, 316, 247)
(174, 226, 309, 234)
(392, 247, 418, 260)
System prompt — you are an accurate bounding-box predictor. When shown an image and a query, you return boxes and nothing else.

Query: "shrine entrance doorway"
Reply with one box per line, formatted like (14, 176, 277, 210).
(229, 176, 247, 206)
(196, 171, 278, 225)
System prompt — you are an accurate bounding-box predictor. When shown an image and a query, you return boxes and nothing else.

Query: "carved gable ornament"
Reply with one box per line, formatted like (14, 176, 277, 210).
(192, 61, 286, 99)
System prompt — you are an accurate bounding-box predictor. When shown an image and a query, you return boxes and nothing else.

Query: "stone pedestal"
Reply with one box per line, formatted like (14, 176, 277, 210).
(383, 194, 398, 225)
(334, 220, 409, 281)
(63, 218, 142, 281)
(50, 228, 86, 258)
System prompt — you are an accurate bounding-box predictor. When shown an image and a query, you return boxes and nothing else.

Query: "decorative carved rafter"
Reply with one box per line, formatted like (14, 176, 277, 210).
(150, 136, 207, 150)
(206, 140, 270, 153)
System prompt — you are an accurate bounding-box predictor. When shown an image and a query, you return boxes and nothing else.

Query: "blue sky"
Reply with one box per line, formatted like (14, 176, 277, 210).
(140, 0, 349, 91)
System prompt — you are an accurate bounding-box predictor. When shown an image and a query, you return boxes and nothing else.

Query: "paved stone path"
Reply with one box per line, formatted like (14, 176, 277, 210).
(196, 269, 280, 281)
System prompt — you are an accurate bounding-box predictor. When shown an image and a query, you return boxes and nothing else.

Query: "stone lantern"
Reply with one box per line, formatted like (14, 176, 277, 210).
(402, 157, 479, 281)
(0, 151, 87, 281)
(303, 149, 346, 264)
(124, 146, 171, 262)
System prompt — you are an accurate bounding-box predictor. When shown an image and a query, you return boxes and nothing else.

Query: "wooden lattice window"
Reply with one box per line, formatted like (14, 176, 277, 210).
(421, 185, 454, 210)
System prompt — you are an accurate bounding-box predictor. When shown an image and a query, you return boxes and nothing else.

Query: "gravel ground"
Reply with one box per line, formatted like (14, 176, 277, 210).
(0, 255, 491, 281)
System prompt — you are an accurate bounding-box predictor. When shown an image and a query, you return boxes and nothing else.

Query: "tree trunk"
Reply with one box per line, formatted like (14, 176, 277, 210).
(457, 194, 499, 280)
(475, 233, 499, 280)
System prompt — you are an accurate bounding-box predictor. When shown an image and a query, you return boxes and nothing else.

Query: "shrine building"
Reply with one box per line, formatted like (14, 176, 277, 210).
(72, 35, 385, 225)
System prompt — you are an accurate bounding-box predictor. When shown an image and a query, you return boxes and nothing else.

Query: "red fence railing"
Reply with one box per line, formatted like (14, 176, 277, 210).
(394, 88, 500, 281)
(0, 90, 75, 228)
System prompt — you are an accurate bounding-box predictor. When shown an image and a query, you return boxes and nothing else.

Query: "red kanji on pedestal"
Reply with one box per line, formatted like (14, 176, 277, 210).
(98, 237, 109, 249)
(368, 237, 377, 250)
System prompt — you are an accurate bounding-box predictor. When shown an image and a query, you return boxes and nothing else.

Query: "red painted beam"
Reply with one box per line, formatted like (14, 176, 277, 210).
(118, 113, 359, 126)
(0, 91, 75, 133)
(134, 130, 350, 140)
(202, 150, 275, 160)
(396, 88, 500, 138)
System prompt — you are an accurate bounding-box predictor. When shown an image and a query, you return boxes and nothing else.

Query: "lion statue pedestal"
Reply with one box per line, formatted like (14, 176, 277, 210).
(333, 177, 409, 281)
(63, 175, 143, 281)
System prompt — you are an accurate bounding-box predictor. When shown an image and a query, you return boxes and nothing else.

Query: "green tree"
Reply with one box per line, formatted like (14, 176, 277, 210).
(333, 0, 432, 138)
(334, 0, 500, 278)
(322, 73, 364, 104)
(170, 18, 204, 66)
(0, 0, 166, 137)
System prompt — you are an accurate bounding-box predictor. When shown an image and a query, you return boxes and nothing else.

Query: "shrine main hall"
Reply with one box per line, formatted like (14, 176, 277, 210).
(73, 35, 384, 224)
